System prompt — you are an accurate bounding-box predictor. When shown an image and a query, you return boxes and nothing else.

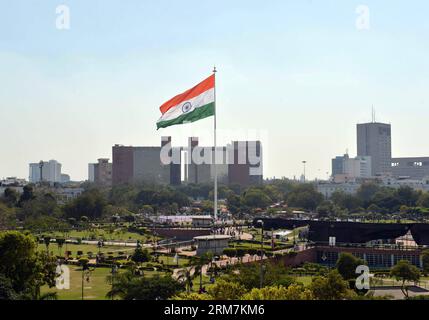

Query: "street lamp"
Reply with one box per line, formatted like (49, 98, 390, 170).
(81, 262, 90, 300)
(293, 224, 296, 246)
(256, 219, 264, 289)
(38, 160, 44, 183)
(111, 264, 118, 301)
(302, 161, 307, 182)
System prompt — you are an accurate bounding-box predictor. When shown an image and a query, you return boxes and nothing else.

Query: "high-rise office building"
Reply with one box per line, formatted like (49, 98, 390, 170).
(332, 154, 349, 176)
(112, 137, 262, 187)
(331, 154, 372, 179)
(357, 122, 392, 176)
(29, 160, 62, 183)
(88, 158, 112, 186)
(344, 156, 372, 178)
(391, 157, 429, 180)
(184, 137, 229, 185)
(228, 141, 263, 186)
(112, 137, 181, 186)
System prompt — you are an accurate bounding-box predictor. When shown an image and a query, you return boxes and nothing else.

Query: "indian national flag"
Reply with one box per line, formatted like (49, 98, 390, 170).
(157, 74, 215, 129)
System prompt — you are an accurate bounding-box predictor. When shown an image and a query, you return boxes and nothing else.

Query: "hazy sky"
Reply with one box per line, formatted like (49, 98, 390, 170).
(1, 0, 429, 181)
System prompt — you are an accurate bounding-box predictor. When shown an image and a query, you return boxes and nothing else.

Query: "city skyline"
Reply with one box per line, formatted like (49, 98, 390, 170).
(2, 1, 429, 181)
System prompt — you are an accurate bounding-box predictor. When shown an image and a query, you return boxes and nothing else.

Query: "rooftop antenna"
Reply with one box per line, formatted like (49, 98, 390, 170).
(372, 105, 375, 123)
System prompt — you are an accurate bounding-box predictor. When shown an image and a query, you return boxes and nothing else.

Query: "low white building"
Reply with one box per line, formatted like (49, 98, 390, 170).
(54, 187, 84, 204)
(381, 176, 429, 192)
(317, 182, 361, 198)
(0, 186, 24, 197)
(191, 216, 213, 228)
(318, 176, 429, 199)
(194, 235, 232, 256)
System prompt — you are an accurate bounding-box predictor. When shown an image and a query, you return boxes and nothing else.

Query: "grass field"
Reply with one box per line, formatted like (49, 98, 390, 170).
(156, 254, 190, 267)
(41, 265, 167, 300)
(37, 243, 135, 258)
(39, 228, 159, 243)
(42, 266, 115, 300)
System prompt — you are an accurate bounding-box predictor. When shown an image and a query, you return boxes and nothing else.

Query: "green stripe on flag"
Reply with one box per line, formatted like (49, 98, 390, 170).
(157, 102, 215, 129)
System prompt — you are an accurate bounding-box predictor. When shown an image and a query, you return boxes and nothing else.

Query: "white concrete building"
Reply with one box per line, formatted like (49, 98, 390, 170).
(381, 175, 429, 192)
(318, 176, 429, 199)
(194, 235, 232, 256)
(0, 177, 27, 186)
(344, 156, 372, 178)
(55, 187, 84, 204)
(192, 216, 213, 228)
(29, 160, 62, 183)
(317, 182, 361, 198)
(88, 163, 95, 182)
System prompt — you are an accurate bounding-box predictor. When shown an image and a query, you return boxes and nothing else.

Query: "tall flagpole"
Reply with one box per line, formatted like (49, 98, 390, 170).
(213, 66, 218, 221)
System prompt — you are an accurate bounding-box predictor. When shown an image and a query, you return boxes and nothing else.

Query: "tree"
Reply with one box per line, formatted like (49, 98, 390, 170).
(225, 262, 295, 290)
(331, 191, 361, 211)
(226, 193, 241, 215)
(171, 292, 212, 300)
(190, 252, 213, 291)
(20, 192, 61, 219)
(2, 188, 19, 207)
(310, 270, 355, 300)
(64, 189, 107, 220)
(371, 188, 401, 213)
(396, 186, 419, 207)
(207, 279, 247, 300)
(242, 189, 272, 209)
(390, 260, 420, 298)
(0, 203, 16, 229)
(367, 204, 381, 214)
(107, 273, 184, 300)
(417, 192, 429, 208)
(356, 182, 380, 206)
(140, 205, 154, 214)
(56, 238, 66, 256)
(131, 247, 151, 264)
(201, 200, 214, 213)
(0, 274, 18, 300)
(235, 248, 246, 262)
(241, 284, 312, 300)
(223, 248, 237, 260)
(336, 253, 365, 281)
(0, 231, 57, 299)
(316, 200, 334, 217)
(176, 267, 194, 293)
(286, 184, 323, 211)
(18, 185, 35, 206)
(421, 250, 429, 276)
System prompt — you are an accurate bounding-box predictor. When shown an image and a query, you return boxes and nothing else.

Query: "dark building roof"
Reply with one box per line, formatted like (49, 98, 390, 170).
(253, 218, 429, 245)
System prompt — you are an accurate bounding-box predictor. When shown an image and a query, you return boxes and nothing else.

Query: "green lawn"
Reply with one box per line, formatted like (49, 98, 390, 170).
(37, 243, 134, 258)
(156, 254, 190, 267)
(41, 265, 167, 300)
(42, 266, 115, 300)
(39, 228, 159, 243)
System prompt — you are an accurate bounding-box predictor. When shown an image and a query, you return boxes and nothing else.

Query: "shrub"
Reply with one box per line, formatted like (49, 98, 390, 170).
(223, 248, 237, 258)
